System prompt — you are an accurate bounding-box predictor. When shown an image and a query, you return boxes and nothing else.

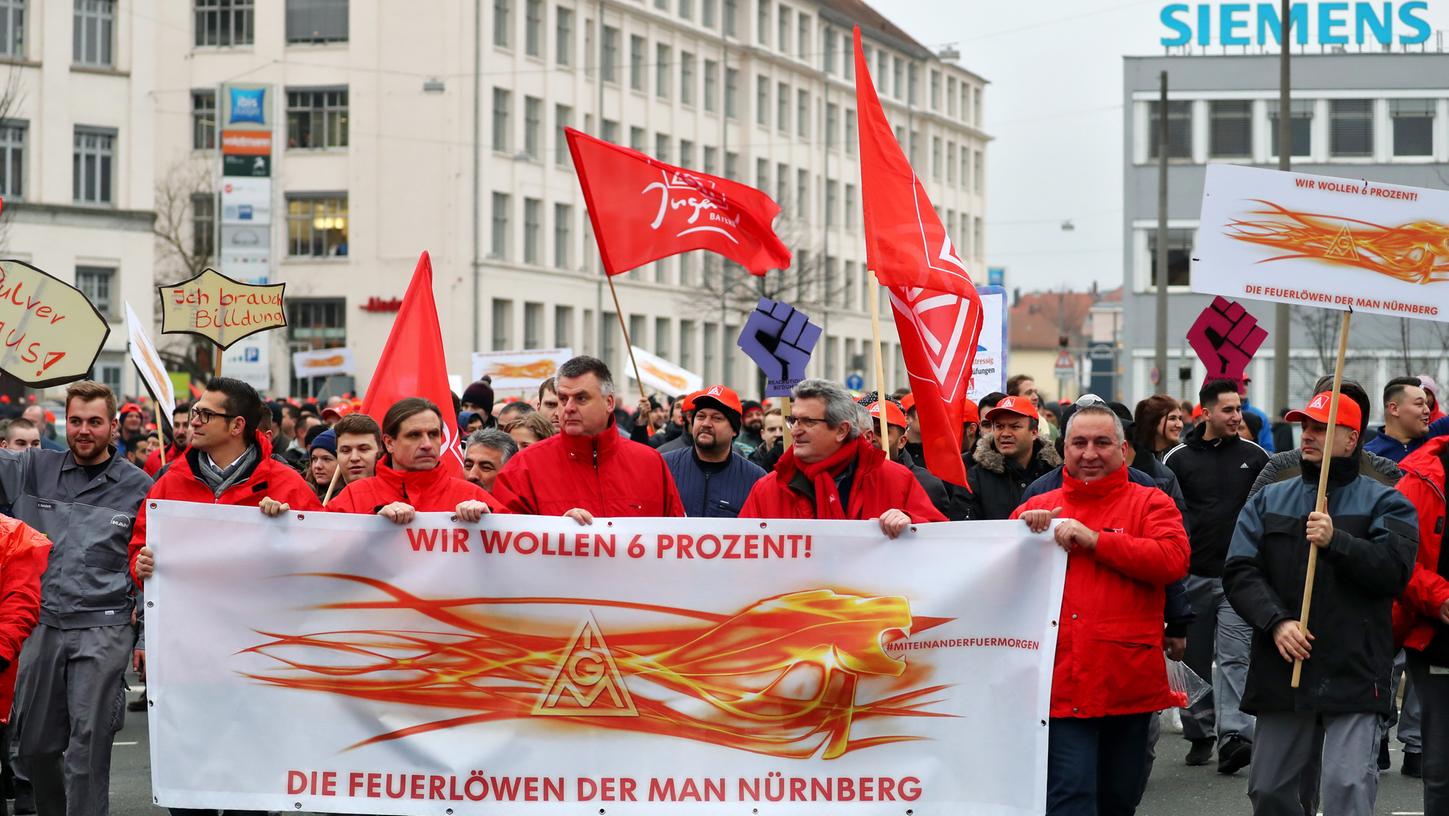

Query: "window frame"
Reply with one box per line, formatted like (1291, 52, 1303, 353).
(284, 192, 349, 258)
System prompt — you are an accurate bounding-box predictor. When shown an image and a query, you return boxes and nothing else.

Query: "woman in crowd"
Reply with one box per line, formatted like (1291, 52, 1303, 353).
(1134, 394, 1185, 459)
(506, 411, 556, 450)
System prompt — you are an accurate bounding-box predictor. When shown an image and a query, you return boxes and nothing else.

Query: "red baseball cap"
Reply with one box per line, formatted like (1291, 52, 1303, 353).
(868, 400, 909, 430)
(322, 403, 352, 421)
(961, 397, 979, 424)
(1285, 391, 1362, 431)
(680, 390, 702, 412)
(693, 384, 742, 418)
(983, 395, 1039, 423)
(119, 403, 142, 416)
(899, 393, 916, 412)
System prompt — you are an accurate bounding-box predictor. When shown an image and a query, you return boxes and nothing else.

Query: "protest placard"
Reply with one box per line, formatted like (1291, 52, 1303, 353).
(126, 302, 176, 420)
(471, 348, 574, 391)
(737, 298, 821, 398)
(0, 260, 110, 387)
(292, 347, 355, 380)
(627, 347, 702, 395)
(158, 268, 286, 349)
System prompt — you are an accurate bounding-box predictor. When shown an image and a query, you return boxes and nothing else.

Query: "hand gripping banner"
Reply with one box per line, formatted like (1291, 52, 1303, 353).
(144, 504, 1066, 815)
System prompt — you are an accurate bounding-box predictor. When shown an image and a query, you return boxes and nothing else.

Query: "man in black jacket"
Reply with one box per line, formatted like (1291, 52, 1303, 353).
(1163, 378, 1269, 773)
(967, 396, 1061, 520)
(1226, 391, 1417, 816)
(858, 400, 970, 521)
(662, 386, 764, 518)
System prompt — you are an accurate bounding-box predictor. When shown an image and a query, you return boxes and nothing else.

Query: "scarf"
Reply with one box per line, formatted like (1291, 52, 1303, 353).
(781, 436, 876, 520)
(196, 444, 261, 498)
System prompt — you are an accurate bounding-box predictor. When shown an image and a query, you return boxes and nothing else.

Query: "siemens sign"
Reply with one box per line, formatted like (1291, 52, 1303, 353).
(1160, 2, 1431, 46)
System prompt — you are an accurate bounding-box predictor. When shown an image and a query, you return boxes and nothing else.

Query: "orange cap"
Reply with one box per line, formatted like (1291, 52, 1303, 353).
(961, 397, 979, 424)
(899, 393, 916, 412)
(983, 395, 1039, 423)
(693, 384, 742, 417)
(1285, 391, 1362, 431)
(321, 403, 352, 420)
(869, 400, 909, 430)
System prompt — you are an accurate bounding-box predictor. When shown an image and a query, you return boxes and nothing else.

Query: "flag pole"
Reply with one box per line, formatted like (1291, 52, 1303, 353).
(1291, 306, 1352, 688)
(605, 274, 649, 403)
(156, 422, 166, 468)
(322, 462, 343, 505)
(869, 273, 890, 459)
(780, 396, 794, 448)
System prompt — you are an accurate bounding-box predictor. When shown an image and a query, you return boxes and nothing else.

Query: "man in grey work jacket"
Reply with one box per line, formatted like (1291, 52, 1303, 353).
(0, 381, 152, 816)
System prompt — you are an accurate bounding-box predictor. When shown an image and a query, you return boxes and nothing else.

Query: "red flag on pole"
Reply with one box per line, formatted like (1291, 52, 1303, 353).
(565, 127, 792, 276)
(362, 251, 464, 476)
(853, 27, 982, 487)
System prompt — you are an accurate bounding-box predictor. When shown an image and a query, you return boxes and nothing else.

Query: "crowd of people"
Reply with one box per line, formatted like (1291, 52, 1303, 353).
(0, 356, 1443, 816)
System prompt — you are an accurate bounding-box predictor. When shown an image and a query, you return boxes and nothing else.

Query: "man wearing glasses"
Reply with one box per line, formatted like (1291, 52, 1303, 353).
(740, 379, 944, 535)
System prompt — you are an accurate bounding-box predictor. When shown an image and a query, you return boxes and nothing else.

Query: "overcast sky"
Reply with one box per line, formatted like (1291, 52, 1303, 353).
(875, 0, 1449, 294)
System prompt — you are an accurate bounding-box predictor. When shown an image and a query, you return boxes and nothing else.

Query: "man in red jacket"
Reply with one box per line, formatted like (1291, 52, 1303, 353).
(142, 402, 192, 477)
(130, 378, 322, 585)
(495, 356, 684, 520)
(1013, 400, 1190, 816)
(328, 397, 503, 522)
(739, 379, 944, 534)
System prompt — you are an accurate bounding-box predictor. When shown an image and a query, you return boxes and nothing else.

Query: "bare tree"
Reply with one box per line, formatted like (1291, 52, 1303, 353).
(152, 158, 217, 380)
(675, 213, 845, 323)
(0, 66, 28, 255)
(1291, 305, 1339, 389)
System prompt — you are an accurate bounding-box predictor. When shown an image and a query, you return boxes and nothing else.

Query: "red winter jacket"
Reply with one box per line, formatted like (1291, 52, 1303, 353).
(495, 426, 684, 517)
(1394, 435, 1449, 651)
(142, 442, 186, 478)
(739, 437, 946, 522)
(129, 434, 322, 583)
(1012, 466, 1190, 719)
(0, 516, 48, 720)
(328, 459, 508, 514)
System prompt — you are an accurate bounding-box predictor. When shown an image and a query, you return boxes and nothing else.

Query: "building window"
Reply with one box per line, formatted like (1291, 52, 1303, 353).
(825, 180, 837, 228)
(491, 299, 513, 350)
(524, 0, 542, 57)
(930, 70, 940, 110)
(601, 118, 618, 143)
(72, 127, 114, 205)
(523, 197, 541, 265)
(756, 0, 768, 45)
(1330, 99, 1373, 157)
(680, 52, 695, 106)
(655, 44, 671, 99)
(490, 192, 510, 259)
(602, 26, 620, 84)
(725, 150, 737, 179)
(555, 6, 572, 66)
(554, 203, 572, 269)
(191, 90, 216, 150)
(777, 5, 789, 54)
(1209, 100, 1251, 158)
(195, 0, 254, 47)
(973, 149, 983, 194)
(678, 139, 694, 166)
(629, 126, 644, 152)
(755, 76, 768, 127)
(724, 67, 738, 119)
(1268, 99, 1313, 159)
(723, 0, 737, 37)
(523, 95, 541, 159)
(523, 302, 544, 349)
(287, 298, 346, 396)
(491, 87, 511, 152)
(1392, 99, 1434, 158)
(492, 0, 510, 48)
(285, 0, 348, 43)
(946, 142, 956, 184)
(75, 266, 115, 319)
(654, 133, 669, 162)
(797, 13, 808, 60)
(1147, 100, 1191, 159)
(932, 137, 942, 180)
(286, 88, 348, 149)
(73, 0, 114, 67)
(844, 183, 857, 232)
(755, 157, 768, 190)
(703, 145, 717, 173)
(285, 193, 348, 257)
(796, 89, 809, 138)
(554, 104, 572, 166)
(0, 0, 23, 58)
(776, 82, 788, 133)
(1146, 228, 1193, 288)
(0, 122, 22, 199)
(191, 192, 215, 259)
(95, 360, 122, 392)
(627, 34, 643, 90)
(825, 102, 838, 149)
(822, 26, 835, 74)
(795, 169, 808, 220)
(555, 305, 573, 348)
(703, 59, 718, 112)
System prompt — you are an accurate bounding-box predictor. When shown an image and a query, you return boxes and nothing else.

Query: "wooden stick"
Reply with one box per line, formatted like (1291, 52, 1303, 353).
(1291, 307, 1353, 689)
(156, 423, 166, 468)
(321, 460, 343, 505)
(868, 274, 890, 459)
(781, 396, 794, 449)
(605, 274, 649, 404)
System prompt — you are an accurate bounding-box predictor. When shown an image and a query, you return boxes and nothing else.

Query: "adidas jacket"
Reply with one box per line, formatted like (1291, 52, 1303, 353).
(1163, 424, 1268, 578)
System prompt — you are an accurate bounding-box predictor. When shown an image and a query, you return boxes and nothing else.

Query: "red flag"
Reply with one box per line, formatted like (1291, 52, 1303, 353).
(853, 27, 982, 487)
(362, 251, 464, 476)
(565, 127, 792, 276)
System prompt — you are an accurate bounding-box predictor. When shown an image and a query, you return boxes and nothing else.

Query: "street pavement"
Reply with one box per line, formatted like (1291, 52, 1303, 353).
(104, 679, 1429, 816)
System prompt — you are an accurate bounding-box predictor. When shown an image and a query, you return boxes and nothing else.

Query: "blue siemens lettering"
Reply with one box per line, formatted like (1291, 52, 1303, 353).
(228, 87, 267, 126)
(1159, 1, 1430, 46)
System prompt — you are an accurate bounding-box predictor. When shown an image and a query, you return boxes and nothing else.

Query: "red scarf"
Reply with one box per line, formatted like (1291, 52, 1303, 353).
(777, 436, 881, 519)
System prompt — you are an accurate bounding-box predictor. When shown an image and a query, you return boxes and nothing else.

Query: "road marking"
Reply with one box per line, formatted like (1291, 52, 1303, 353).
(114, 741, 138, 746)
(1391, 812, 1426, 815)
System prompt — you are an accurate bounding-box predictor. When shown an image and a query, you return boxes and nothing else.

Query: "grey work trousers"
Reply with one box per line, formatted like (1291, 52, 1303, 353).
(1180, 574, 1256, 744)
(1247, 710, 1379, 816)
(12, 624, 129, 816)
(1406, 652, 1449, 816)
(1381, 649, 1423, 752)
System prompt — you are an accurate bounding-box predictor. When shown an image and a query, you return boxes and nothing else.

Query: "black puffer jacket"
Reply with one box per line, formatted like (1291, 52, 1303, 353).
(899, 450, 972, 521)
(966, 436, 1061, 520)
(1225, 456, 1418, 714)
(1162, 425, 1269, 578)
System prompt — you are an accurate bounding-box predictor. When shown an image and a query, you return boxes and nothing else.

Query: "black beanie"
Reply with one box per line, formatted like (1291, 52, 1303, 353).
(461, 381, 494, 414)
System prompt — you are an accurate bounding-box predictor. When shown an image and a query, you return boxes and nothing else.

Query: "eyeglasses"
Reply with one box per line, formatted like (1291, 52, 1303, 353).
(784, 416, 829, 430)
(189, 407, 239, 424)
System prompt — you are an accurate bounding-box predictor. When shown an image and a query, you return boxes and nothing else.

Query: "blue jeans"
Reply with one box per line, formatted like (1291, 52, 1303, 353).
(1048, 713, 1153, 816)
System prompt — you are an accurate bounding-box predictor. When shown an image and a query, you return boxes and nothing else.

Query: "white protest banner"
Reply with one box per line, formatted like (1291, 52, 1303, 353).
(292, 347, 355, 379)
(627, 346, 703, 396)
(146, 504, 1066, 816)
(969, 285, 1007, 402)
(125, 302, 176, 420)
(471, 348, 574, 391)
(1194, 163, 1449, 321)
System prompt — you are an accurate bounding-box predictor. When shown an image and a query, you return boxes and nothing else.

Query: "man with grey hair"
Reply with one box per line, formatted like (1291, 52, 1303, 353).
(740, 379, 944, 536)
(496, 355, 683, 520)
(1014, 400, 1190, 815)
(463, 429, 517, 494)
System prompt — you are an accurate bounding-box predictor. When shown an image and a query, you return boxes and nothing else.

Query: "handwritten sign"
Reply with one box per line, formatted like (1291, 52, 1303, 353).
(158, 268, 286, 349)
(738, 298, 822, 398)
(0, 260, 109, 387)
(1187, 296, 1267, 389)
(126, 302, 176, 420)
